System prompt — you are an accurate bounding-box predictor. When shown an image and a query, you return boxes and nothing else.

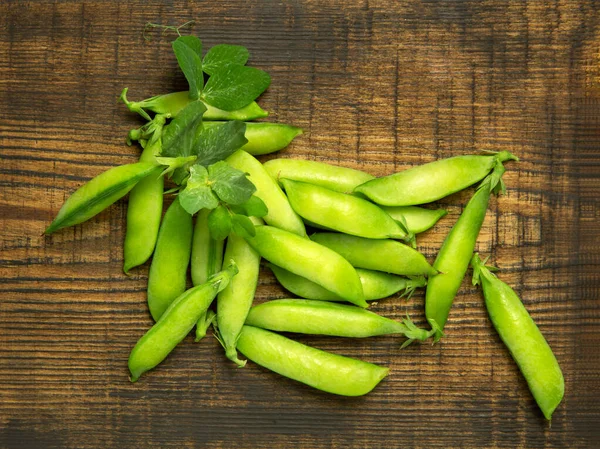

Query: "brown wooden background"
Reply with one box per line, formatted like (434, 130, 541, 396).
(1, 1, 599, 448)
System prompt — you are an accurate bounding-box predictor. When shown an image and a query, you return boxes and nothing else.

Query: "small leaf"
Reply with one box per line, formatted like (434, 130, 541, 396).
(178, 165, 219, 215)
(203, 44, 249, 76)
(208, 205, 232, 241)
(231, 214, 256, 238)
(194, 120, 248, 166)
(172, 35, 204, 100)
(202, 65, 271, 111)
(208, 161, 256, 205)
(230, 195, 268, 218)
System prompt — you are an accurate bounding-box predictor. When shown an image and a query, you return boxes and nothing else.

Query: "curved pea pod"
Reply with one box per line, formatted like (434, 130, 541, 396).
(216, 217, 263, 366)
(381, 206, 447, 234)
(246, 225, 366, 307)
(263, 158, 375, 193)
(121, 89, 268, 121)
(129, 263, 238, 382)
(203, 122, 302, 156)
(311, 233, 437, 277)
(226, 150, 306, 237)
(281, 179, 413, 244)
(425, 165, 507, 340)
(471, 254, 564, 420)
(45, 161, 161, 235)
(354, 151, 517, 206)
(269, 264, 426, 302)
(191, 209, 225, 287)
(236, 325, 388, 396)
(246, 299, 435, 344)
(147, 197, 194, 321)
(123, 141, 165, 273)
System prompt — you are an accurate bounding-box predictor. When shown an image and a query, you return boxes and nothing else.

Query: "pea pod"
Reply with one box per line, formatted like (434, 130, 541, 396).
(121, 89, 268, 121)
(471, 254, 564, 420)
(123, 140, 165, 273)
(281, 179, 413, 244)
(216, 217, 262, 366)
(425, 164, 508, 339)
(203, 122, 302, 156)
(311, 233, 437, 277)
(226, 150, 306, 237)
(236, 325, 388, 396)
(263, 158, 375, 193)
(246, 225, 366, 307)
(381, 206, 447, 234)
(354, 151, 517, 206)
(45, 161, 161, 235)
(246, 299, 435, 344)
(191, 209, 225, 287)
(129, 263, 238, 382)
(269, 264, 426, 302)
(147, 197, 193, 321)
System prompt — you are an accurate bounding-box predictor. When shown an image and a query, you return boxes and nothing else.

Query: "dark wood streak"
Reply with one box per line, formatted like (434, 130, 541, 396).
(1, 1, 599, 448)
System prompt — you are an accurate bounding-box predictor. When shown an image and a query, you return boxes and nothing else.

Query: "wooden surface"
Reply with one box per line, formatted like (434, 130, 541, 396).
(1, 1, 599, 448)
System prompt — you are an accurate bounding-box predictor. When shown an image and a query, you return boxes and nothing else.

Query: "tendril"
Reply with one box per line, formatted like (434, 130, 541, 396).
(143, 20, 196, 42)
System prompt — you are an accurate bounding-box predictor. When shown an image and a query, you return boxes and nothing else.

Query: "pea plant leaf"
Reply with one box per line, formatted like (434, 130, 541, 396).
(231, 213, 256, 238)
(208, 205, 232, 241)
(229, 195, 268, 218)
(202, 65, 271, 111)
(203, 44, 249, 76)
(160, 101, 207, 184)
(194, 120, 248, 166)
(178, 165, 219, 215)
(172, 35, 204, 100)
(208, 161, 256, 205)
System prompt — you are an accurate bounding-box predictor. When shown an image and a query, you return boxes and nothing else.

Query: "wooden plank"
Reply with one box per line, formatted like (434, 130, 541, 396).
(1, 0, 598, 448)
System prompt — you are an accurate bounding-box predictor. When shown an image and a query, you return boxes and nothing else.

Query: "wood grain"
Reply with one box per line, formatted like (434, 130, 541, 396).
(1, 1, 599, 448)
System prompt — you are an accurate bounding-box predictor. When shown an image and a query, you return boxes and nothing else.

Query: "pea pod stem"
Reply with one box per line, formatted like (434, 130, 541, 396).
(471, 254, 564, 420)
(236, 325, 389, 396)
(128, 263, 238, 382)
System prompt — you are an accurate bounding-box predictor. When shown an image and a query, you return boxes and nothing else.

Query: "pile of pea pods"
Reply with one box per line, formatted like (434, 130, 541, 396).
(44, 42, 564, 422)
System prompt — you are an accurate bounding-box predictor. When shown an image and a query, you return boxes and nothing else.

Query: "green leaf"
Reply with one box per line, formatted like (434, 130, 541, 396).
(202, 65, 271, 111)
(155, 156, 197, 178)
(161, 101, 207, 184)
(172, 35, 204, 100)
(229, 195, 268, 218)
(203, 44, 249, 76)
(231, 214, 256, 238)
(194, 120, 248, 166)
(208, 161, 256, 205)
(208, 205, 232, 241)
(178, 165, 219, 215)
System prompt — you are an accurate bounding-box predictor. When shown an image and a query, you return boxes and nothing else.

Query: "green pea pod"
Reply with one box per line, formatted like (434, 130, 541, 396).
(194, 309, 217, 342)
(123, 141, 165, 273)
(216, 217, 263, 366)
(203, 122, 302, 156)
(191, 209, 225, 287)
(45, 162, 161, 235)
(245, 299, 435, 343)
(147, 197, 193, 321)
(269, 264, 426, 302)
(471, 254, 564, 420)
(263, 158, 375, 193)
(311, 233, 437, 277)
(281, 179, 413, 244)
(236, 325, 388, 396)
(381, 206, 447, 234)
(129, 263, 238, 382)
(121, 89, 268, 121)
(425, 164, 508, 340)
(246, 225, 366, 307)
(226, 150, 306, 237)
(354, 151, 517, 206)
